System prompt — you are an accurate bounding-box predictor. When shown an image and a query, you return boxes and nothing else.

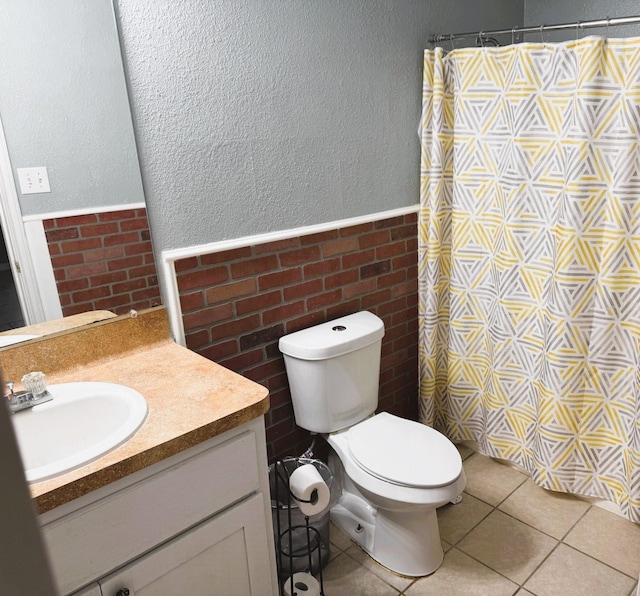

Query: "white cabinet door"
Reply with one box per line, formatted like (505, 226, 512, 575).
(70, 583, 101, 596)
(45, 430, 260, 595)
(98, 493, 275, 596)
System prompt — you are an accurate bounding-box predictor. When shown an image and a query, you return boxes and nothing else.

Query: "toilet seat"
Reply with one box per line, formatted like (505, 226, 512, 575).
(347, 412, 462, 488)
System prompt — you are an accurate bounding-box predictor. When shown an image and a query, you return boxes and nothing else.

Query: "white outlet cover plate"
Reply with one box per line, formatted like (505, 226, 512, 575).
(17, 166, 51, 194)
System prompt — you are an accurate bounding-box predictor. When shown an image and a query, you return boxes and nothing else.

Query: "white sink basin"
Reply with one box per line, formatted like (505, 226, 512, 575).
(12, 382, 148, 483)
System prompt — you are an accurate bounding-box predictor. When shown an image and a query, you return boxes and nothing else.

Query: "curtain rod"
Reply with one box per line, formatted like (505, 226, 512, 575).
(429, 14, 640, 44)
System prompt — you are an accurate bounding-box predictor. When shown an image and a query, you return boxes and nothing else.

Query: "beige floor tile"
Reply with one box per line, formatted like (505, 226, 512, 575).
(329, 521, 353, 552)
(442, 539, 452, 553)
(564, 507, 640, 578)
(456, 443, 475, 460)
(321, 551, 401, 595)
(498, 478, 591, 539)
(329, 544, 341, 562)
(516, 591, 535, 595)
(345, 544, 415, 592)
(438, 492, 493, 544)
(524, 544, 636, 596)
(457, 510, 557, 584)
(463, 453, 528, 506)
(405, 548, 518, 596)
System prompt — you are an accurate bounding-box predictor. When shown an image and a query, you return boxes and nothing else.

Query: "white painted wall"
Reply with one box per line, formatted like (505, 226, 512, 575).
(115, 0, 523, 253)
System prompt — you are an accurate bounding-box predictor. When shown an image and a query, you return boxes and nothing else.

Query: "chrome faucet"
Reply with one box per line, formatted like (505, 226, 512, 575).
(5, 373, 53, 413)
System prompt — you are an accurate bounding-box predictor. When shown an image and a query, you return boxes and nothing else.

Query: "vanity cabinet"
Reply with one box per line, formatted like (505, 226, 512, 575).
(41, 417, 278, 596)
(71, 584, 101, 596)
(98, 494, 269, 595)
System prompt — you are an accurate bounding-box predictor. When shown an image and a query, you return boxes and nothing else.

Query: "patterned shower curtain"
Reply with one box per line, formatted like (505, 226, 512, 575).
(418, 37, 640, 522)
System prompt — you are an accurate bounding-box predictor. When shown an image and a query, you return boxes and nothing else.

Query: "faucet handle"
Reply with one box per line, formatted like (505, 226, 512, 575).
(6, 380, 14, 396)
(22, 371, 47, 398)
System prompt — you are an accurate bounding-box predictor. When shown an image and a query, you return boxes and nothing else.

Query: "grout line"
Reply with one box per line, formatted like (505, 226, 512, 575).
(343, 540, 417, 593)
(491, 499, 638, 581)
(495, 505, 570, 542)
(461, 452, 530, 510)
(445, 546, 522, 588)
(517, 538, 562, 588)
(329, 523, 420, 594)
(332, 547, 405, 594)
(557, 501, 592, 540)
(559, 543, 640, 581)
(328, 454, 640, 593)
(438, 491, 493, 547)
(328, 520, 638, 594)
(449, 497, 638, 587)
(447, 505, 554, 588)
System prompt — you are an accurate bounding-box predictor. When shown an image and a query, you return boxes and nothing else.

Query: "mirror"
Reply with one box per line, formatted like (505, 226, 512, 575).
(0, 0, 160, 340)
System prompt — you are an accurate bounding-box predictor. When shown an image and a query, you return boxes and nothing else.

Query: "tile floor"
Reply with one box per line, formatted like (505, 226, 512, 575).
(320, 446, 640, 595)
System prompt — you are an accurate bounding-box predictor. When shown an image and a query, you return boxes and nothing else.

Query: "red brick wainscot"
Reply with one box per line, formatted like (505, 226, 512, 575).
(176, 213, 419, 461)
(44, 208, 161, 316)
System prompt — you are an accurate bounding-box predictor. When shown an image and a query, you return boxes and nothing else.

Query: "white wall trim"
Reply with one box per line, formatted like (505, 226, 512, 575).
(22, 202, 146, 222)
(161, 205, 420, 345)
(161, 259, 184, 346)
(19, 203, 147, 324)
(0, 115, 46, 324)
(23, 220, 63, 321)
(163, 205, 418, 264)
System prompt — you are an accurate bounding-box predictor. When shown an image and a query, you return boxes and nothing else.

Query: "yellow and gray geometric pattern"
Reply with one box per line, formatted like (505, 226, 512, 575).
(419, 37, 640, 522)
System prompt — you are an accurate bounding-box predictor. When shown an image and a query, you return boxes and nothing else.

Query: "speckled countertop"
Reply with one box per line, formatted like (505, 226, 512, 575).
(0, 307, 269, 514)
(0, 310, 117, 337)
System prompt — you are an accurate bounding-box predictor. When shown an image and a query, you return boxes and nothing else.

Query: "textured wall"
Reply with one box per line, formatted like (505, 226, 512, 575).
(176, 213, 418, 460)
(525, 0, 640, 40)
(0, 1, 145, 216)
(44, 209, 160, 316)
(115, 0, 523, 254)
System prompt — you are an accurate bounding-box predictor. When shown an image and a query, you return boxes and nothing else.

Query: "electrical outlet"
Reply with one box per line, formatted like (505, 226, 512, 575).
(17, 167, 51, 194)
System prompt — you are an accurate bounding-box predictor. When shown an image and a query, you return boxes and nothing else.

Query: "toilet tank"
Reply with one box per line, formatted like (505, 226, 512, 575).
(278, 311, 385, 433)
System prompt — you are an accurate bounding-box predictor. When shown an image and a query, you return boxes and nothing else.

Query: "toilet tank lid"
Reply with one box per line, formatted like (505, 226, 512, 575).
(279, 311, 385, 360)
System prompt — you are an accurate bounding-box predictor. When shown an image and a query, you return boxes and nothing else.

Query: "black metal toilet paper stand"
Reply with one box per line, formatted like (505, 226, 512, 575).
(272, 459, 326, 596)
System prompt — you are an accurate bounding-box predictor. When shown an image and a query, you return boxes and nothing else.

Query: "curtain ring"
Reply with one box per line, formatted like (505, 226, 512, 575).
(512, 25, 517, 46)
(450, 34, 455, 53)
(540, 24, 545, 44)
(605, 16, 610, 41)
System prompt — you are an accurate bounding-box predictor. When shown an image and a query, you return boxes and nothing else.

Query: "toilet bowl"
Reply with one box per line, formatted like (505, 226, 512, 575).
(326, 412, 465, 576)
(279, 311, 466, 576)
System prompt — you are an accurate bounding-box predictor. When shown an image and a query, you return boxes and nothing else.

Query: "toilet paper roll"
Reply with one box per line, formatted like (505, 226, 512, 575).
(283, 572, 320, 596)
(289, 463, 331, 517)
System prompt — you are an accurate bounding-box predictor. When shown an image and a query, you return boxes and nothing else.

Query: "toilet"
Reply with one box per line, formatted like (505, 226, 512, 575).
(278, 310, 466, 577)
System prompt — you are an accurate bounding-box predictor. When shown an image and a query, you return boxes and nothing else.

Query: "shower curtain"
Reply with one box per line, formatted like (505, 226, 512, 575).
(418, 36, 640, 522)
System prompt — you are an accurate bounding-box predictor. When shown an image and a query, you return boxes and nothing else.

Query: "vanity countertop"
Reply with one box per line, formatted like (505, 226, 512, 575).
(0, 307, 269, 514)
(0, 310, 117, 337)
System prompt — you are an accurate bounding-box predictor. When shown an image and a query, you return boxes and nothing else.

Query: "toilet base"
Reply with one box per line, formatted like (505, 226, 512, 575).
(330, 492, 444, 577)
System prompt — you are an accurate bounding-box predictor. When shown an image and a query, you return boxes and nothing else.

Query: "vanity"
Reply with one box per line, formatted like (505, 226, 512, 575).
(0, 307, 278, 595)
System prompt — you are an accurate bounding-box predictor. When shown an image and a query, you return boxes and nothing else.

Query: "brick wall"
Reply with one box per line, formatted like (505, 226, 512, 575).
(45, 208, 161, 316)
(176, 213, 419, 461)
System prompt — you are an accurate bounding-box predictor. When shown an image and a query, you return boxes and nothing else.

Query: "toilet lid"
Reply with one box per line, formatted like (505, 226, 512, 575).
(347, 412, 462, 488)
